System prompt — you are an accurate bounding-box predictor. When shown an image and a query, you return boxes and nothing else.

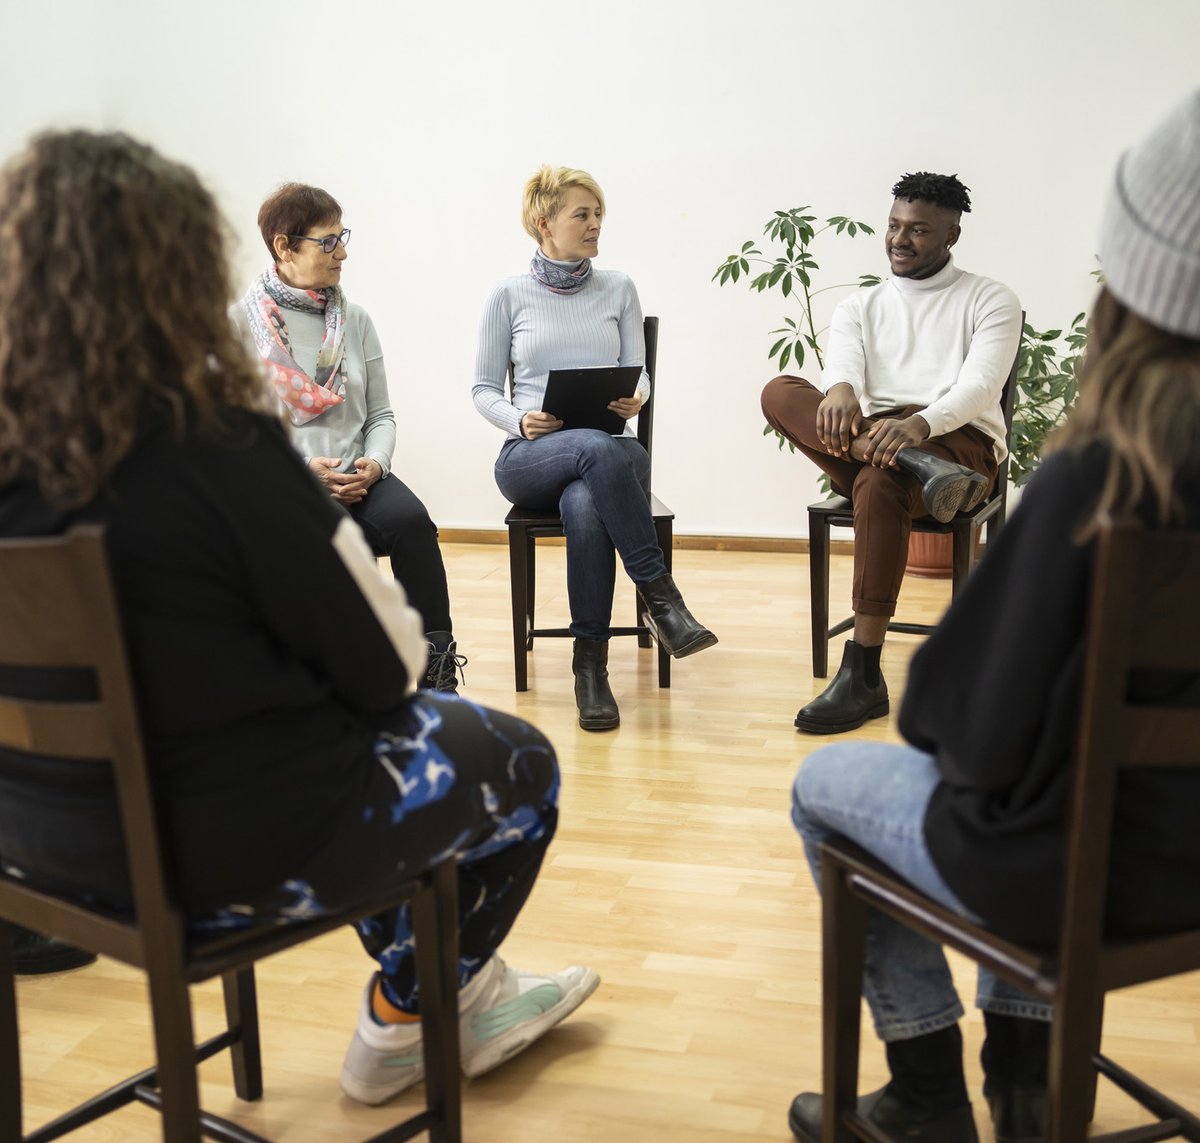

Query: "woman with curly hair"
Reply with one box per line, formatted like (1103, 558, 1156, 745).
(0, 130, 597, 1107)
(235, 184, 464, 691)
(786, 91, 1200, 1143)
(473, 164, 716, 731)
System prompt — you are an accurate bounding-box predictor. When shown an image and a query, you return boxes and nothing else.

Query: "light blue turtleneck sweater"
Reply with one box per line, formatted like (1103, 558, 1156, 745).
(472, 259, 652, 441)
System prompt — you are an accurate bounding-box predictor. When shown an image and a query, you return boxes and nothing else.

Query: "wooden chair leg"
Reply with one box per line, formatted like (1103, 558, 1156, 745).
(524, 534, 536, 651)
(508, 525, 529, 692)
(950, 524, 974, 599)
(221, 969, 263, 1102)
(809, 511, 832, 678)
(821, 853, 867, 1143)
(1047, 980, 1098, 1143)
(412, 861, 462, 1143)
(145, 971, 204, 1142)
(654, 517, 673, 688)
(0, 933, 21, 1143)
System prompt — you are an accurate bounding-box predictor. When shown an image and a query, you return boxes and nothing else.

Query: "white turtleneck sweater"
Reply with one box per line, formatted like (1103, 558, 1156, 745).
(819, 255, 1022, 460)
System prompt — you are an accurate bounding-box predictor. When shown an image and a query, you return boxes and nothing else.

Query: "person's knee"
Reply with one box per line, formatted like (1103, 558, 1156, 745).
(760, 374, 810, 419)
(559, 480, 605, 532)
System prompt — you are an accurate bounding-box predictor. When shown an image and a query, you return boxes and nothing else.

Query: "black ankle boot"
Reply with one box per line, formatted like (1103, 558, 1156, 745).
(572, 639, 619, 731)
(981, 1013, 1049, 1143)
(422, 631, 466, 692)
(789, 1026, 978, 1142)
(636, 575, 718, 658)
(11, 926, 97, 976)
(794, 640, 889, 734)
(894, 448, 989, 522)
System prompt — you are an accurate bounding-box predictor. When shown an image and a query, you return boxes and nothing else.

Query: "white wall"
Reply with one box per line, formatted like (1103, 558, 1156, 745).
(8, 0, 1197, 536)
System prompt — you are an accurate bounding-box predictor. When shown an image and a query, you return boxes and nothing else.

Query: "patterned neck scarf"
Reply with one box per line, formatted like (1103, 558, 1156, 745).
(530, 247, 593, 294)
(241, 265, 347, 426)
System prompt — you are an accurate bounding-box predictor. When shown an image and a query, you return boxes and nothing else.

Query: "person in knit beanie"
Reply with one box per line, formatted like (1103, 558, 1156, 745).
(786, 89, 1200, 1143)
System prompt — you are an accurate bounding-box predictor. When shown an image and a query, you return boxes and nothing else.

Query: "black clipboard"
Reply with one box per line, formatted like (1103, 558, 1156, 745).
(542, 366, 642, 434)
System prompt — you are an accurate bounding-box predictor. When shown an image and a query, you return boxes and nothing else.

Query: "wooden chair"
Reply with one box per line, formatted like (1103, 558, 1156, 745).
(818, 524, 1200, 1142)
(0, 526, 462, 1143)
(504, 315, 674, 692)
(807, 335, 1022, 677)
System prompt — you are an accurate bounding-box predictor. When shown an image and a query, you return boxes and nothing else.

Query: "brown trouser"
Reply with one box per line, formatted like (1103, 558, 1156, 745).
(761, 375, 999, 617)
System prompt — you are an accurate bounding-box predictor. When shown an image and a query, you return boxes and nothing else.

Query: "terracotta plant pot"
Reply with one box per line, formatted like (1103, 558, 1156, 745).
(906, 531, 953, 578)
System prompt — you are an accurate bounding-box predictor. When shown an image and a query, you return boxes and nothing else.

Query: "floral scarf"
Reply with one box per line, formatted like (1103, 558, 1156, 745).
(241, 265, 347, 425)
(530, 248, 593, 294)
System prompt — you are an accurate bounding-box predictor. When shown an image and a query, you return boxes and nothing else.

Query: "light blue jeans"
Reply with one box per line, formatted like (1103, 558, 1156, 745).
(791, 742, 1051, 1041)
(495, 430, 666, 639)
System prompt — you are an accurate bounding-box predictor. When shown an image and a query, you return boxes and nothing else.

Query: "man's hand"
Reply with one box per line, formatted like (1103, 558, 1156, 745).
(521, 411, 563, 439)
(608, 393, 644, 420)
(816, 384, 863, 456)
(862, 414, 931, 468)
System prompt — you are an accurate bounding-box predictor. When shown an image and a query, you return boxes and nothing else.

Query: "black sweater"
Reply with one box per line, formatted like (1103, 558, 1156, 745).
(0, 409, 418, 911)
(905, 445, 1200, 945)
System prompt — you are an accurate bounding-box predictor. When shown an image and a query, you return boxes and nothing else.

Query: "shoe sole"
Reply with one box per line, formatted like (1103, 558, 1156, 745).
(578, 715, 620, 731)
(794, 700, 889, 734)
(923, 472, 988, 523)
(644, 616, 719, 659)
(461, 967, 600, 1078)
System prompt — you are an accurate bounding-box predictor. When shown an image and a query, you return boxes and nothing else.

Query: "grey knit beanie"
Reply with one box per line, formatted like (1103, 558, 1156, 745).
(1099, 89, 1200, 338)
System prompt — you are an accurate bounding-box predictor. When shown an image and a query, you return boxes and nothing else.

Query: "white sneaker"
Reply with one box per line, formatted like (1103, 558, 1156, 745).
(339, 975, 425, 1105)
(459, 955, 600, 1078)
(339, 958, 599, 1104)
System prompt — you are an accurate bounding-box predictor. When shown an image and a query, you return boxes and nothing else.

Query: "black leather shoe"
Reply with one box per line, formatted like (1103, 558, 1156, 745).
(794, 640, 889, 734)
(894, 449, 989, 523)
(572, 638, 620, 731)
(637, 574, 718, 659)
(984, 1085, 1046, 1143)
(789, 1086, 979, 1142)
(11, 927, 98, 976)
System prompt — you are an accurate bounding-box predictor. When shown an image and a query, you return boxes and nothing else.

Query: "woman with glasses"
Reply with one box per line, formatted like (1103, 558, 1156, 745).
(237, 184, 462, 690)
(0, 131, 598, 1109)
(473, 165, 717, 731)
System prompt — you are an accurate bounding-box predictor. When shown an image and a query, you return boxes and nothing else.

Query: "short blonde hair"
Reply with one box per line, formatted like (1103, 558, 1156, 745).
(521, 165, 605, 241)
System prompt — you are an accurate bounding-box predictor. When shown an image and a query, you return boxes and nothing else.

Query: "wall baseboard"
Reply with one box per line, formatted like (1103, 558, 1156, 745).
(439, 528, 855, 556)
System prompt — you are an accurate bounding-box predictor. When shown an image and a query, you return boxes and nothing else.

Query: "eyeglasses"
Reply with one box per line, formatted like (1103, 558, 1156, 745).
(287, 228, 351, 255)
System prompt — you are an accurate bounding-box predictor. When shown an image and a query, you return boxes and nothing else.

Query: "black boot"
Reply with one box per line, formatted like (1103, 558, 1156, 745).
(636, 574, 718, 658)
(572, 639, 620, 731)
(794, 640, 888, 734)
(11, 925, 97, 976)
(894, 448, 989, 522)
(981, 1013, 1049, 1143)
(789, 1026, 978, 1142)
(422, 631, 466, 692)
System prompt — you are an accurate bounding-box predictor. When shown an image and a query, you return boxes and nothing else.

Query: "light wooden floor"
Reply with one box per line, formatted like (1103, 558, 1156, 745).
(15, 545, 1199, 1141)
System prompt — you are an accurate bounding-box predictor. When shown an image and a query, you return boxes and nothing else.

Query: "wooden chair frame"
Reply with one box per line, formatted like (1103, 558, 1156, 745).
(504, 315, 674, 692)
(0, 527, 462, 1143)
(818, 525, 1200, 1142)
(807, 333, 1022, 677)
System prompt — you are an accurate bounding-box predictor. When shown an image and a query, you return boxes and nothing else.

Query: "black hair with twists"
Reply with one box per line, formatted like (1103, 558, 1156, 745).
(891, 172, 972, 214)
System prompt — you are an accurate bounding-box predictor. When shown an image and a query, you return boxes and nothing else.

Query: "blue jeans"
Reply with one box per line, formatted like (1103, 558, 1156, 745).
(791, 742, 1051, 1041)
(495, 430, 667, 639)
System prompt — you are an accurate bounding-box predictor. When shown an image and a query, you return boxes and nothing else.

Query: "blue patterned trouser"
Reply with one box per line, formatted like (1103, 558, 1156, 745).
(194, 693, 559, 1013)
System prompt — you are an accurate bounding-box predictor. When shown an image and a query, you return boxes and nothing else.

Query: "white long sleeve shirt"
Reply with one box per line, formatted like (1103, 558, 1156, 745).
(820, 256, 1022, 460)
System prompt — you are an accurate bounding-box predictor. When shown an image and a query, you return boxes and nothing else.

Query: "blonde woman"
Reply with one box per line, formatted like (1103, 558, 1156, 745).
(473, 165, 716, 731)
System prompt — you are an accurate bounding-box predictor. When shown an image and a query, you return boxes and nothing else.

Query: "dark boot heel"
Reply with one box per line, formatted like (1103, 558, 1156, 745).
(894, 448, 989, 522)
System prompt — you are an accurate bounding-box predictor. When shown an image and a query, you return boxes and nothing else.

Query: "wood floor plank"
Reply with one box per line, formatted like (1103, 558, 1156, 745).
(12, 544, 1197, 1140)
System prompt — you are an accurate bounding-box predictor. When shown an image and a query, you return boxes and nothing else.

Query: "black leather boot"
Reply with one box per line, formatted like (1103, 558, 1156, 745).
(794, 640, 888, 734)
(572, 639, 620, 731)
(789, 1026, 977, 1142)
(636, 574, 718, 658)
(422, 631, 466, 692)
(981, 1013, 1049, 1143)
(894, 448, 989, 522)
(11, 926, 97, 976)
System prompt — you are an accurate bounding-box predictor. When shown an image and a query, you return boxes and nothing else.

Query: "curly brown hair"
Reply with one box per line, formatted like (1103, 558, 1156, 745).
(0, 129, 273, 508)
(1050, 286, 1200, 536)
